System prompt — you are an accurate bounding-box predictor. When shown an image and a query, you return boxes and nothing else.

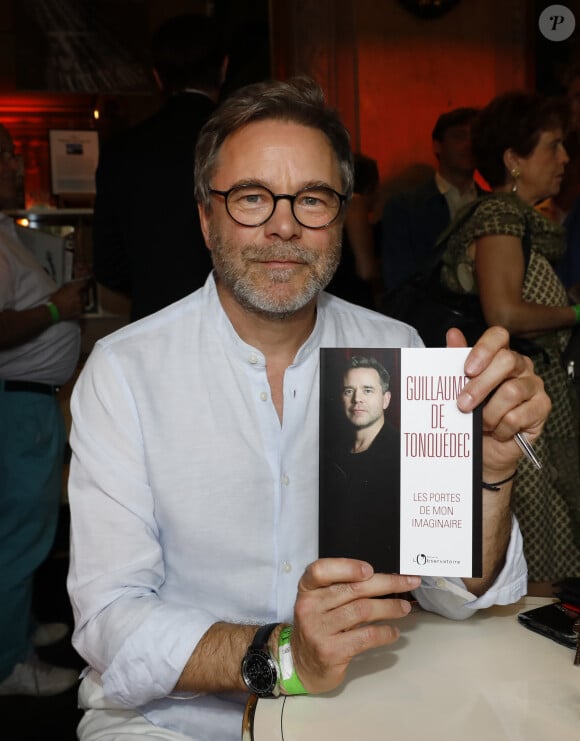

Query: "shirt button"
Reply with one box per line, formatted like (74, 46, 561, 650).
(282, 561, 292, 573)
(281, 474, 290, 486)
(260, 391, 268, 401)
(249, 353, 259, 364)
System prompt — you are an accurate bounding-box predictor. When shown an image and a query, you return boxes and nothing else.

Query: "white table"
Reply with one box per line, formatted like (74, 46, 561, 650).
(245, 597, 579, 741)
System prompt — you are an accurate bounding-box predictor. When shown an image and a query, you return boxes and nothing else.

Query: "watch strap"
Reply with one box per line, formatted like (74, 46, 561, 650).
(250, 622, 280, 650)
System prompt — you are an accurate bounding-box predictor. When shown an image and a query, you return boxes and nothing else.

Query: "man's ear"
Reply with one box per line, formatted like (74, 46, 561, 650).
(198, 203, 212, 251)
(432, 139, 442, 161)
(383, 391, 391, 410)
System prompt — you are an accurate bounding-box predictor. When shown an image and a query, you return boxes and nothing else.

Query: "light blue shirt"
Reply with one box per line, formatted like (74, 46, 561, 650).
(67, 273, 527, 740)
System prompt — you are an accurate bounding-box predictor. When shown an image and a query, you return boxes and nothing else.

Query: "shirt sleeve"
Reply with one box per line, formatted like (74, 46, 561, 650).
(468, 196, 527, 242)
(412, 514, 527, 620)
(67, 343, 218, 707)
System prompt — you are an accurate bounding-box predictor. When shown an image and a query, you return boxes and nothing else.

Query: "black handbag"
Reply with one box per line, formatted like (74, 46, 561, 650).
(380, 259, 486, 347)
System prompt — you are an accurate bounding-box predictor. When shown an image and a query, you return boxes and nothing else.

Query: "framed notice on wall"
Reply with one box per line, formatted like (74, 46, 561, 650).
(49, 130, 99, 195)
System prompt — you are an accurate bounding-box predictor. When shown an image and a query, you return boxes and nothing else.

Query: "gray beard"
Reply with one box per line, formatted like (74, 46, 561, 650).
(210, 236, 341, 320)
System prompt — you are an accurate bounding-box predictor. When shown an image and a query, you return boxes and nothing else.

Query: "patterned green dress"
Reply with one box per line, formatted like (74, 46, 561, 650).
(441, 192, 580, 582)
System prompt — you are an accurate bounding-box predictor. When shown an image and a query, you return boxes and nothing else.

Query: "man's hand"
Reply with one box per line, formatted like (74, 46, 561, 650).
(50, 279, 88, 321)
(447, 326, 550, 481)
(290, 558, 421, 694)
(0, 278, 89, 351)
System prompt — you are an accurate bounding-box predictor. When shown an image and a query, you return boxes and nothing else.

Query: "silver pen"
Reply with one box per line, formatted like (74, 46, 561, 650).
(514, 431, 542, 470)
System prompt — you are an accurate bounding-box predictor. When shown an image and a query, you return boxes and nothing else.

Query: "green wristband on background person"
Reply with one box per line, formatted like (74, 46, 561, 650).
(45, 301, 60, 324)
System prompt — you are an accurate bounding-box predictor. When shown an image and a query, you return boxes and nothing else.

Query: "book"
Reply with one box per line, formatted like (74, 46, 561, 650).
(16, 223, 71, 286)
(319, 347, 482, 578)
(16, 223, 98, 314)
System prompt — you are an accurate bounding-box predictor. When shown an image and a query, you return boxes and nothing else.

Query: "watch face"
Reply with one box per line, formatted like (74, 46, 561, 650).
(242, 651, 277, 696)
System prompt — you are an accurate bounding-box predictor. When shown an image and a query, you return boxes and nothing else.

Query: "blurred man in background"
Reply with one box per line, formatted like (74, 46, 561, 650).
(93, 13, 228, 321)
(381, 107, 481, 293)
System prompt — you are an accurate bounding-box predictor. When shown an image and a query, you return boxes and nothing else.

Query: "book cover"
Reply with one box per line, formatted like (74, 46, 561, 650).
(16, 223, 69, 286)
(319, 347, 482, 578)
(16, 223, 98, 314)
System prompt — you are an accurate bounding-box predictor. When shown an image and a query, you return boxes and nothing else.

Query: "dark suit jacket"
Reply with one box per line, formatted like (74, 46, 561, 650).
(93, 92, 215, 321)
(381, 177, 451, 293)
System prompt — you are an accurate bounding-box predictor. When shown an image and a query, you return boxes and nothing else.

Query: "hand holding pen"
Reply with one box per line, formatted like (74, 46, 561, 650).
(448, 326, 550, 482)
(514, 431, 542, 470)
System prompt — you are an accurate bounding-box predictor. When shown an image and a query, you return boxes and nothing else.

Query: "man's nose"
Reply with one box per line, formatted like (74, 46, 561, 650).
(263, 196, 302, 241)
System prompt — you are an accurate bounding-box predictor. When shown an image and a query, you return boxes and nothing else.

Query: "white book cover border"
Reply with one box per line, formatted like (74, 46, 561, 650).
(399, 347, 481, 577)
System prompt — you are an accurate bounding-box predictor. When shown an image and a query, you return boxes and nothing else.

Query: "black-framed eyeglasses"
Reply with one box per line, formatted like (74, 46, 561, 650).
(209, 183, 347, 229)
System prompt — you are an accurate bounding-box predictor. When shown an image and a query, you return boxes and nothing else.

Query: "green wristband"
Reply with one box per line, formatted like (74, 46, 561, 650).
(46, 301, 60, 324)
(573, 304, 580, 325)
(278, 626, 307, 695)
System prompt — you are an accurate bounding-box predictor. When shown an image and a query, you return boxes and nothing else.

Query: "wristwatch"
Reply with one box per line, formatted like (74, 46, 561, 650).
(241, 622, 281, 698)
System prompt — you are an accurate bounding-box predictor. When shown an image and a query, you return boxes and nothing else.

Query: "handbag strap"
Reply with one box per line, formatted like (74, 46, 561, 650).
(411, 194, 495, 286)
(431, 191, 533, 281)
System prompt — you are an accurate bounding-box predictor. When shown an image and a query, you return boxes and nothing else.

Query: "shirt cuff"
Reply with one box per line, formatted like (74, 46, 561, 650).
(413, 514, 527, 620)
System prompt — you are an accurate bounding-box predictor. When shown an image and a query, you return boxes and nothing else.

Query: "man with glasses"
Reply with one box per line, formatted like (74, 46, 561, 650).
(67, 78, 547, 740)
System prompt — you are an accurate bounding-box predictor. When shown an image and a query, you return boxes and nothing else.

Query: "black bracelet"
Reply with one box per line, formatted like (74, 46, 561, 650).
(482, 471, 517, 492)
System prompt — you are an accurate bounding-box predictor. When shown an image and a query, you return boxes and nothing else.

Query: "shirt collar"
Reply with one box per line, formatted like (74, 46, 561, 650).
(209, 271, 323, 368)
(435, 171, 477, 199)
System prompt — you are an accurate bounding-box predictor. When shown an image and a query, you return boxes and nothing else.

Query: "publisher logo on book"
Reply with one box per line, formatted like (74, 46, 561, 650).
(412, 553, 460, 567)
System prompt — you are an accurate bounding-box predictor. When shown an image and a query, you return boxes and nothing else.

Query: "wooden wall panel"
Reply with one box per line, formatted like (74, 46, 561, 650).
(271, 0, 531, 202)
(355, 0, 530, 196)
(270, 0, 358, 144)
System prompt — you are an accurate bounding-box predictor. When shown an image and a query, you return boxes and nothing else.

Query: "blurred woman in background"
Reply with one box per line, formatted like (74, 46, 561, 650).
(440, 90, 580, 591)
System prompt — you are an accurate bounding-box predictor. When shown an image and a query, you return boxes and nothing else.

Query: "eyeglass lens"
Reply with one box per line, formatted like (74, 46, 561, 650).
(225, 185, 342, 228)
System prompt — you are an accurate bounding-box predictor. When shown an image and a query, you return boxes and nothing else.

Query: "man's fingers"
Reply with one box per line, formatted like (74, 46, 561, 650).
(481, 372, 549, 440)
(298, 558, 374, 592)
(295, 588, 413, 636)
(298, 559, 421, 596)
(292, 560, 422, 694)
(458, 347, 528, 413)
(297, 560, 421, 625)
(462, 326, 511, 376)
(445, 327, 468, 348)
(291, 592, 414, 693)
(295, 601, 409, 668)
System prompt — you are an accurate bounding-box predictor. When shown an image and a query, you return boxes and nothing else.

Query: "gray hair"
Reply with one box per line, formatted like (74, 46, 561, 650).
(194, 76, 354, 209)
